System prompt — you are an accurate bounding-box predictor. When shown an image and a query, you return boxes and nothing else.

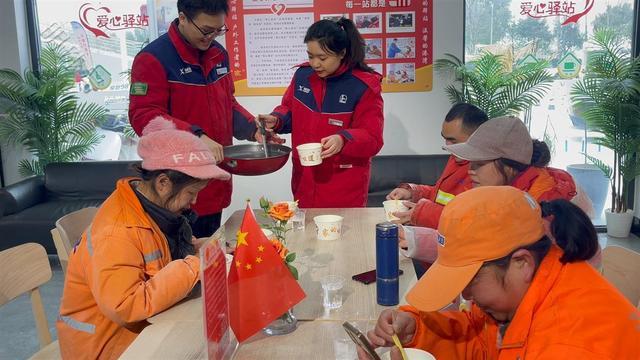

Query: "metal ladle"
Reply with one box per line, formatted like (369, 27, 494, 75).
(256, 118, 269, 158)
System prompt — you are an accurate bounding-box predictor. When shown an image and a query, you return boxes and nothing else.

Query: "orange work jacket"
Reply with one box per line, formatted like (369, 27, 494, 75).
(401, 246, 640, 359)
(407, 156, 472, 229)
(56, 178, 200, 359)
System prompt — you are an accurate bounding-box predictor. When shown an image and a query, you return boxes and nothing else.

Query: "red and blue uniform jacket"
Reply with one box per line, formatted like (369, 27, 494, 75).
(129, 20, 255, 215)
(272, 64, 384, 208)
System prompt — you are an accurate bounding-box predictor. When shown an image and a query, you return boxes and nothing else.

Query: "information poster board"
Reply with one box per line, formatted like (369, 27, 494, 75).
(226, 0, 433, 94)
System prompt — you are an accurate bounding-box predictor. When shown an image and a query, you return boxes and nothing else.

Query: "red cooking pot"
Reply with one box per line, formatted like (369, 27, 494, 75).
(218, 144, 291, 176)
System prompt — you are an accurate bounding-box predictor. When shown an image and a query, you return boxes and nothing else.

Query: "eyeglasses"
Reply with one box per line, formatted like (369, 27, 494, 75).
(186, 15, 228, 37)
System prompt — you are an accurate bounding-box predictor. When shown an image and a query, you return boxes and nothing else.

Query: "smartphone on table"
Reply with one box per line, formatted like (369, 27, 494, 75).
(352, 269, 404, 285)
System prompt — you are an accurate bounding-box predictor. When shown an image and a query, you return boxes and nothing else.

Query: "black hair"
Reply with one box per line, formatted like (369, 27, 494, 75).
(444, 103, 489, 134)
(540, 199, 599, 263)
(494, 140, 552, 184)
(483, 199, 598, 284)
(304, 18, 374, 73)
(133, 164, 205, 208)
(177, 0, 228, 18)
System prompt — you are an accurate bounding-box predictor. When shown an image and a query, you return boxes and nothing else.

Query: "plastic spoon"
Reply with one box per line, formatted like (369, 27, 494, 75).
(391, 311, 408, 360)
(391, 334, 408, 360)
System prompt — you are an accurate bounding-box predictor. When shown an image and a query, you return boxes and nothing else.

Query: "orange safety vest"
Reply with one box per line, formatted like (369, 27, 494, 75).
(57, 178, 200, 359)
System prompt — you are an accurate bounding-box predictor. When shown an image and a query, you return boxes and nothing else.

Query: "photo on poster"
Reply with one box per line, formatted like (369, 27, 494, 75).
(368, 63, 383, 75)
(353, 13, 382, 34)
(320, 14, 349, 22)
(385, 37, 415, 59)
(386, 11, 415, 33)
(386, 63, 415, 84)
(365, 38, 383, 60)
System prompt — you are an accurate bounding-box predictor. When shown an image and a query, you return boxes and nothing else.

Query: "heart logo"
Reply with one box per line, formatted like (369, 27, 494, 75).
(79, 3, 111, 38)
(270, 3, 286, 16)
(539, 3, 546, 8)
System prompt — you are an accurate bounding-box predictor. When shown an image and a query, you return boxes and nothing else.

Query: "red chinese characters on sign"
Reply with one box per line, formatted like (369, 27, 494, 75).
(79, 3, 149, 38)
(520, 0, 594, 25)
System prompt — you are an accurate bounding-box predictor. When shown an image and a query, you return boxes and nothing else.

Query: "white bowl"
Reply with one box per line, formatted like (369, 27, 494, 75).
(382, 200, 409, 221)
(297, 143, 322, 166)
(380, 348, 436, 360)
(313, 215, 343, 241)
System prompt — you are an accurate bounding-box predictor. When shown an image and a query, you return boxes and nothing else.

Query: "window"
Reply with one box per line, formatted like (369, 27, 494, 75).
(465, 0, 636, 224)
(32, 0, 150, 160)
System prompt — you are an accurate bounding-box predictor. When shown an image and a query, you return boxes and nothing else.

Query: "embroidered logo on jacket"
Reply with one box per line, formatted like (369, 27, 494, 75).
(179, 67, 193, 75)
(297, 85, 311, 93)
(437, 233, 446, 247)
(339, 94, 348, 103)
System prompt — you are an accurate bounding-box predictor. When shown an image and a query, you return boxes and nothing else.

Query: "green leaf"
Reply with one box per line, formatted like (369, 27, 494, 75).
(286, 263, 299, 280)
(0, 43, 106, 170)
(285, 252, 296, 263)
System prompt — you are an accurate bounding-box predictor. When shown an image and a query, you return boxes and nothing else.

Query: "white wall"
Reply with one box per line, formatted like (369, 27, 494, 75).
(223, 0, 464, 220)
(0, 0, 32, 186)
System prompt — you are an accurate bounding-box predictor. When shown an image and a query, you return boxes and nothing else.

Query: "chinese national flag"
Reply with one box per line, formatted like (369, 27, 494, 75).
(227, 204, 306, 342)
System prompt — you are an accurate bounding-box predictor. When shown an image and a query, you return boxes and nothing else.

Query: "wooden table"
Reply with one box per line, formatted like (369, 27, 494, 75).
(121, 320, 377, 359)
(122, 208, 415, 359)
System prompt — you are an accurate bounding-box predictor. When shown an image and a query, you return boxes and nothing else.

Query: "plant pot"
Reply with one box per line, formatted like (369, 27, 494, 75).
(605, 209, 634, 238)
(566, 164, 609, 219)
(262, 308, 297, 336)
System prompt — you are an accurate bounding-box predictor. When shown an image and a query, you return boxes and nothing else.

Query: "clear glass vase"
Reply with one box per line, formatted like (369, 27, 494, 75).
(263, 308, 297, 336)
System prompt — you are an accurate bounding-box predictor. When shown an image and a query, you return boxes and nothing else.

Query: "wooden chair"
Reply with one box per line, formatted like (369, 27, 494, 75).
(51, 207, 98, 275)
(0, 243, 60, 359)
(602, 245, 640, 308)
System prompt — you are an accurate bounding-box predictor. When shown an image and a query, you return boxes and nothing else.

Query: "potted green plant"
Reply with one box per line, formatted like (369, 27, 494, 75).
(571, 28, 640, 237)
(434, 52, 554, 119)
(0, 44, 106, 176)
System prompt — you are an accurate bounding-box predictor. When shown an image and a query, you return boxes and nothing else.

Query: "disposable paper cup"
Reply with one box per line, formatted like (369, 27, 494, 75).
(381, 348, 436, 360)
(313, 215, 343, 241)
(297, 143, 322, 166)
(383, 200, 409, 221)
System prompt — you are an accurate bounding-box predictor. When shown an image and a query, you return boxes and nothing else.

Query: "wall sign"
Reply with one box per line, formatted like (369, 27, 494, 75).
(226, 0, 433, 95)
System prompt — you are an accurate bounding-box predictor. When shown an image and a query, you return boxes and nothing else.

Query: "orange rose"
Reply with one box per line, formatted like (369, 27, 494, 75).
(268, 203, 294, 222)
(270, 238, 289, 259)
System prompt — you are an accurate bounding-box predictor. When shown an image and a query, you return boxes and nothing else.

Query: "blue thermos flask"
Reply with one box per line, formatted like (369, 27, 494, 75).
(376, 222, 399, 306)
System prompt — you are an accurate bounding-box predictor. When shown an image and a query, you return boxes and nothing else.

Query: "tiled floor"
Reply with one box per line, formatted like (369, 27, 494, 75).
(1, 234, 638, 359)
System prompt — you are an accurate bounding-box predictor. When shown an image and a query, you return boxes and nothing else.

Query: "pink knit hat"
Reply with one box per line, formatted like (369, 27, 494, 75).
(137, 117, 230, 180)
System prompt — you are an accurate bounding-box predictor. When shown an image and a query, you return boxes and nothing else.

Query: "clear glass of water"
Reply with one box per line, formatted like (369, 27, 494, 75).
(321, 274, 345, 309)
(292, 209, 306, 231)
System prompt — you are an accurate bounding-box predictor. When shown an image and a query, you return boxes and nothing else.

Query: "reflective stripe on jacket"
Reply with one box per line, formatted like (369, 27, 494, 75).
(273, 63, 384, 207)
(57, 178, 200, 359)
(409, 156, 472, 228)
(402, 246, 640, 359)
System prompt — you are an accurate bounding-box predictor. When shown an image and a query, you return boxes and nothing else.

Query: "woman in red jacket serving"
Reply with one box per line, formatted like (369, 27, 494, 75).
(260, 18, 384, 208)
